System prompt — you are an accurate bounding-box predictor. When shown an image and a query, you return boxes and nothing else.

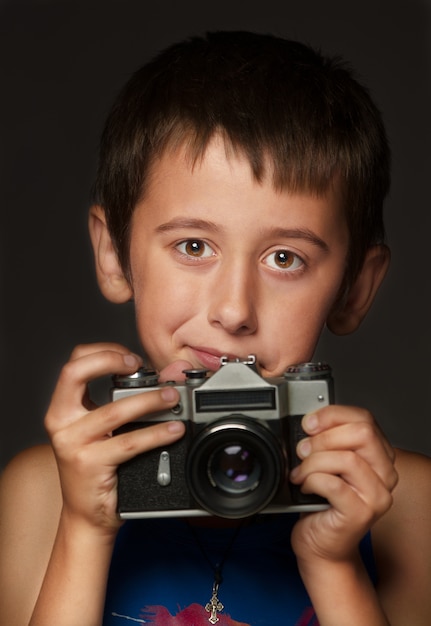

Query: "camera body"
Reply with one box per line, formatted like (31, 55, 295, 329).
(112, 356, 333, 519)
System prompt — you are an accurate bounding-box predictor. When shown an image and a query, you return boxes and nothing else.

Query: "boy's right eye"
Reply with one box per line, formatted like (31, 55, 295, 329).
(175, 239, 215, 259)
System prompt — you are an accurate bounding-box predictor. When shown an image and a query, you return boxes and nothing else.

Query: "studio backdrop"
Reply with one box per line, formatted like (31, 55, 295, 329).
(1, 0, 431, 469)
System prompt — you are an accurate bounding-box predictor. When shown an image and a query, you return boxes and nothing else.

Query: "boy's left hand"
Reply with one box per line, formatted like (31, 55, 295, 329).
(289, 405, 398, 564)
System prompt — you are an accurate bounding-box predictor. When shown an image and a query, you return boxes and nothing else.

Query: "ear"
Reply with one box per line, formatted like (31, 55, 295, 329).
(327, 244, 390, 335)
(88, 205, 133, 303)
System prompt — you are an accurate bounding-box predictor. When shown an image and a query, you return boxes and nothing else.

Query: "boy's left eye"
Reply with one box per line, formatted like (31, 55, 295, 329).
(264, 250, 303, 271)
(175, 239, 215, 258)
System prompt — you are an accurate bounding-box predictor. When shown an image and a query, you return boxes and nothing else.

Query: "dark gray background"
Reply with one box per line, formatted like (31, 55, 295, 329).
(1, 0, 430, 470)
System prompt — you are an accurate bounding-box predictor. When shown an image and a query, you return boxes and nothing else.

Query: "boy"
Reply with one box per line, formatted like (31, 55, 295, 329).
(0, 31, 430, 626)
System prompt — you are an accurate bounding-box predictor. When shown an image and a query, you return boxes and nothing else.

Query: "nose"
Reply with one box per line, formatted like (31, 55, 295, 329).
(207, 261, 258, 335)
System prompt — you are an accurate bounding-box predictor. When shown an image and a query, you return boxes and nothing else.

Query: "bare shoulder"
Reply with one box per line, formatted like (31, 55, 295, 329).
(0, 442, 62, 555)
(373, 447, 431, 549)
(380, 447, 431, 519)
(372, 448, 431, 623)
(0, 443, 61, 513)
(0, 445, 63, 621)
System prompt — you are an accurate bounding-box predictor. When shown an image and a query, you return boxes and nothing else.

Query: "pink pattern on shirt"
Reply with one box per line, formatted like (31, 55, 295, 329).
(139, 603, 318, 625)
(140, 603, 249, 625)
(296, 606, 319, 625)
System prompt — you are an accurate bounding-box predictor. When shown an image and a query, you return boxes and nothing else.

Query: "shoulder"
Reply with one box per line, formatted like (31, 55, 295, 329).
(388, 447, 431, 514)
(0, 444, 62, 548)
(373, 447, 431, 547)
(1, 444, 60, 505)
(0, 445, 63, 623)
(372, 448, 431, 623)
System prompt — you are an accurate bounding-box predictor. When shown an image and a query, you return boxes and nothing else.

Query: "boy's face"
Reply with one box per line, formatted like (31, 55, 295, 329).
(127, 137, 349, 377)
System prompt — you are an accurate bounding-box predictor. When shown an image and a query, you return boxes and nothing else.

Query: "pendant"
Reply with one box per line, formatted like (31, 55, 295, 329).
(205, 581, 224, 624)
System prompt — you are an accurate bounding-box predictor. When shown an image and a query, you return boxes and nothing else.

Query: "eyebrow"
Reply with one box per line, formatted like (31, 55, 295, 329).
(155, 218, 329, 252)
(155, 217, 221, 234)
(267, 227, 329, 252)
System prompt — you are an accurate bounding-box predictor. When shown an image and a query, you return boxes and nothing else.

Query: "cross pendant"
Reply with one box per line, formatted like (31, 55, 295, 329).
(205, 583, 224, 624)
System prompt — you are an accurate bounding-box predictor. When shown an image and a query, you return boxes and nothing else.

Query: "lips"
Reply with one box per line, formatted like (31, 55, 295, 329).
(189, 347, 243, 371)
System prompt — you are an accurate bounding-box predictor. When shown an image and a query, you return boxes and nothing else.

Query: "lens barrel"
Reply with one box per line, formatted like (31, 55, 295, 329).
(186, 416, 283, 518)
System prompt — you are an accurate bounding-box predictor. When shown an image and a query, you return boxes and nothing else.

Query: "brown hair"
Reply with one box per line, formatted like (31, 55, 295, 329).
(93, 31, 390, 287)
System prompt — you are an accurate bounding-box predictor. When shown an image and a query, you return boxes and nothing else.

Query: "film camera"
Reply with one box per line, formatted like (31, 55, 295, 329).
(112, 356, 333, 519)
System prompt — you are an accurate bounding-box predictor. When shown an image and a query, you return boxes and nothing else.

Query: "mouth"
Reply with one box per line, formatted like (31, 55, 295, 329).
(189, 347, 248, 371)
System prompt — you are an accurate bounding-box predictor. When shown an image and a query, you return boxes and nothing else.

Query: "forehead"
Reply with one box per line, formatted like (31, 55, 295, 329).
(133, 136, 348, 239)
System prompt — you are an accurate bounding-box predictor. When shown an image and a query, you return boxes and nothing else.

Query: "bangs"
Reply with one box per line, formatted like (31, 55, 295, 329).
(143, 119, 347, 198)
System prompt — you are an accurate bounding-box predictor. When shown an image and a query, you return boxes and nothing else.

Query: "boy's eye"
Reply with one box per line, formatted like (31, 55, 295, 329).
(176, 239, 215, 258)
(264, 250, 303, 271)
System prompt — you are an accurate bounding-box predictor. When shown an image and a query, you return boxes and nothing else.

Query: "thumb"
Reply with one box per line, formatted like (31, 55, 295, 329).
(158, 360, 194, 383)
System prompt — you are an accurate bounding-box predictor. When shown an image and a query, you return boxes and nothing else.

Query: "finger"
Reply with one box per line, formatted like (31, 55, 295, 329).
(291, 451, 394, 519)
(91, 386, 181, 438)
(46, 349, 143, 427)
(159, 360, 194, 383)
(100, 419, 186, 466)
(296, 422, 398, 491)
(51, 385, 181, 447)
(302, 405, 395, 462)
(68, 342, 138, 362)
(55, 420, 186, 471)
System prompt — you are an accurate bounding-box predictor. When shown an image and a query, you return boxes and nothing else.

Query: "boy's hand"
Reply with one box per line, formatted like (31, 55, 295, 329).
(289, 405, 398, 565)
(44, 343, 189, 536)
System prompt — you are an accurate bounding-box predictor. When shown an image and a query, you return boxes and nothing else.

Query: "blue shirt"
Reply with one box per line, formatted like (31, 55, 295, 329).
(103, 514, 376, 625)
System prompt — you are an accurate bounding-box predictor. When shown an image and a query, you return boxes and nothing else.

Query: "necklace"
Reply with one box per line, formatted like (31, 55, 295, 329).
(187, 520, 245, 624)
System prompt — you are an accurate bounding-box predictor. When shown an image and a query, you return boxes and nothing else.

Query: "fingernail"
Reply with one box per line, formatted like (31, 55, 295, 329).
(303, 413, 318, 433)
(297, 438, 312, 458)
(290, 466, 299, 481)
(161, 387, 179, 402)
(167, 421, 185, 434)
(123, 353, 141, 367)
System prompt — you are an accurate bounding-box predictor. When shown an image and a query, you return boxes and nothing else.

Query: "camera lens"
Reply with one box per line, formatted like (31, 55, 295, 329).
(187, 417, 283, 519)
(208, 445, 261, 494)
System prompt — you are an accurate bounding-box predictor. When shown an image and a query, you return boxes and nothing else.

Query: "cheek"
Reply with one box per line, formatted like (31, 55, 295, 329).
(263, 276, 343, 362)
(133, 275, 178, 328)
(132, 268, 195, 348)
(269, 300, 326, 348)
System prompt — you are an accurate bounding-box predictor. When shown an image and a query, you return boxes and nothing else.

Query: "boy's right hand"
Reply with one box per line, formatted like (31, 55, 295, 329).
(44, 343, 188, 537)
